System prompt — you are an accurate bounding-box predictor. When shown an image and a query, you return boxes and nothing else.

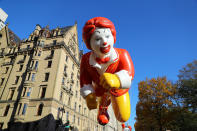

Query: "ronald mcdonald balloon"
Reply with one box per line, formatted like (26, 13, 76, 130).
(80, 17, 135, 125)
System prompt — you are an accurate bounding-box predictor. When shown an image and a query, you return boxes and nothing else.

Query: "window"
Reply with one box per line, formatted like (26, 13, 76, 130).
(57, 108, 60, 119)
(23, 55, 26, 60)
(15, 76, 20, 84)
(8, 89, 15, 100)
(72, 64, 74, 70)
(0, 123, 4, 130)
(19, 65, 23, 71)
(71, 73, 74, 79)
(22, 103, 28, 115)
(40, 87, 46, 98)
(78, 117, 80, 125)
(35, 61, 38, 70)
(40, 41, 44, 46)
(22, 87, 27, 97)
(3, 105, 10, 116)
(73, 115, 75, 123)
(75, 91, 78, 98)
(37, 104, 43, 116)
(31, 61, 34, 68)
(27, 45, 30, 49)
(17, 103, 22, 115)
(1, 78, 4, 86)
(66, 56, 68, 62)
(48, 61, 52, 68)
(60, 91, 63, 101)
(27, 88, 32, 97)
(5, 67, 9, 73)
(27, 73, 31, 81)
(44, 73, 49, 81)
(38, 50, 41, 56)
(68, 97, 71, 105)
(74, 102, 77, 111)
(53, 40, 57, 45)
(9, 48, 12, 54)
(66, 112, 69, 121)
(1, 48, 5, 54)
(79, 105, 81, 113)
(34, 51, 37, 56)
(64, 65, 67, 72)
(51, 50, 54, 57)
(37, 40, 40, 46)
(31, 73, 35, 81)
(62, 77, 65, 85)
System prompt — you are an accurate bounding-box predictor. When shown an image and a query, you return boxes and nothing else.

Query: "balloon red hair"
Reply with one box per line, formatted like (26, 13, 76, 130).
(82, 17, 116, 50)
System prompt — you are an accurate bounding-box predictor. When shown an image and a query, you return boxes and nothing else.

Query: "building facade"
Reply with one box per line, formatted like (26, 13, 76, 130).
(0, 24, 122, 131)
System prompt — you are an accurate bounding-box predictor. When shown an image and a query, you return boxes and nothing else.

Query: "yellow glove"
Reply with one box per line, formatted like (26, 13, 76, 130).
(100, 73, 121, 89)
(85, 93, 97, 110)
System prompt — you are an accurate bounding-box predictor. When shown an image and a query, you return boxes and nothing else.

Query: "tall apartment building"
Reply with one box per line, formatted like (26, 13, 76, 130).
(0, 24, 122, 131)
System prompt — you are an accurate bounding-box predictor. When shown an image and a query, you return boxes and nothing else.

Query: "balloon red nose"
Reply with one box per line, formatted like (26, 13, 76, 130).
(103, 42, 107, 46)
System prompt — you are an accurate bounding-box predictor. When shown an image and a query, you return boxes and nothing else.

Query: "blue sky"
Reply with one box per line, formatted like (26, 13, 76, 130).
(1, 0, 197, 130)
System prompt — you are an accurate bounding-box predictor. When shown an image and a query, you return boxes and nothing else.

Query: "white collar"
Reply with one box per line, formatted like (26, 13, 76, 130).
(89, 48, 118, 69)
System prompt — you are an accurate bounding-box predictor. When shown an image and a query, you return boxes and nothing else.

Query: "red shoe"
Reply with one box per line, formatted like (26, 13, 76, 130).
(97, 106, 110, 126)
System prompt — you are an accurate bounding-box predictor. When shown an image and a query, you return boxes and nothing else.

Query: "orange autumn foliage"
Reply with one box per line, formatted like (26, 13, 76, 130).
(135, 77, 176, 131)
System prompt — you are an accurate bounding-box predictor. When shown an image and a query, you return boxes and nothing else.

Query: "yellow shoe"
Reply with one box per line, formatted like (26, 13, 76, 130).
(85, 93, 97, 110)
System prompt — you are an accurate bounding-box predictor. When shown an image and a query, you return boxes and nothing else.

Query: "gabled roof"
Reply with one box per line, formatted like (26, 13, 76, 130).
(59, 26, 72, 35)
(8, 28, 21, 46)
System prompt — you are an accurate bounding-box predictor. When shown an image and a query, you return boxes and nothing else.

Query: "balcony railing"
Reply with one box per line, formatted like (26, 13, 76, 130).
(18, 59, 25, 64)
(61, 85, 73, 96)
(2, 61, 14, 66)
(27, 67, 38, 72)
(45, 54, 53, 60)
(24, 80, 34, 86)
(17, 47, 33, 53)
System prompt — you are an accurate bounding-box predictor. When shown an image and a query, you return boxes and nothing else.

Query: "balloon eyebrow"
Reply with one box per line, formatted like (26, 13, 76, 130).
(95, 31, 100, 33)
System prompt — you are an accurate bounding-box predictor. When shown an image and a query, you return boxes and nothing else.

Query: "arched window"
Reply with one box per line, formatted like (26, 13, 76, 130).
(4, 105, 10, 116)
(37, 104, 43, 116)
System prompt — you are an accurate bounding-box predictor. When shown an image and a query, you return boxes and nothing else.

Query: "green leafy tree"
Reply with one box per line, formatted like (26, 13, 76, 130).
(164, 60, 197, 131)
(178, 60, 197, 113)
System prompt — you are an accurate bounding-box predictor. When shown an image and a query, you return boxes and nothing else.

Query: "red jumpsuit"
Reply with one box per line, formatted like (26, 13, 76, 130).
(80, 48, 134, 98)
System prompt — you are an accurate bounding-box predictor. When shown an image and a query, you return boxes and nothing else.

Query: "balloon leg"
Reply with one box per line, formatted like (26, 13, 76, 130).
(111, 92, 131, 122)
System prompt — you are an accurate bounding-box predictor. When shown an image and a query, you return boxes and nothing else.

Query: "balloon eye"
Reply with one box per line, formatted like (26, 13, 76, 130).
(96, 38, 100, 41)
(106, 35, 109, 38)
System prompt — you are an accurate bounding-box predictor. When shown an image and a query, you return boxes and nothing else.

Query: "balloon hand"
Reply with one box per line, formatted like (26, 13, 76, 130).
(99, 73, 121, 90)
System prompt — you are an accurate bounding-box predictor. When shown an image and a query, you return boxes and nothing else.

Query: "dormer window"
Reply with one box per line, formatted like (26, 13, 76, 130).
(53, 40, 57, 45)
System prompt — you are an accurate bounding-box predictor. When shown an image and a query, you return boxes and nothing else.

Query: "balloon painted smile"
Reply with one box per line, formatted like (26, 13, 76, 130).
(100, 45, 111, 54)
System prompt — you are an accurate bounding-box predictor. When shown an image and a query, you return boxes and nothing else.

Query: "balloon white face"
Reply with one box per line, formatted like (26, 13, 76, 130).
(90, 28, 114, 58)
(124, 128, 130, 131)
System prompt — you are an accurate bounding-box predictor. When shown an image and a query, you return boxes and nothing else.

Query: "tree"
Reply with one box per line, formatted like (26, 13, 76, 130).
(163, 60, 197, 131)
(165, 60, 197, 131)
(178, 60, 197, 113)
(135, 77, 176, 131)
